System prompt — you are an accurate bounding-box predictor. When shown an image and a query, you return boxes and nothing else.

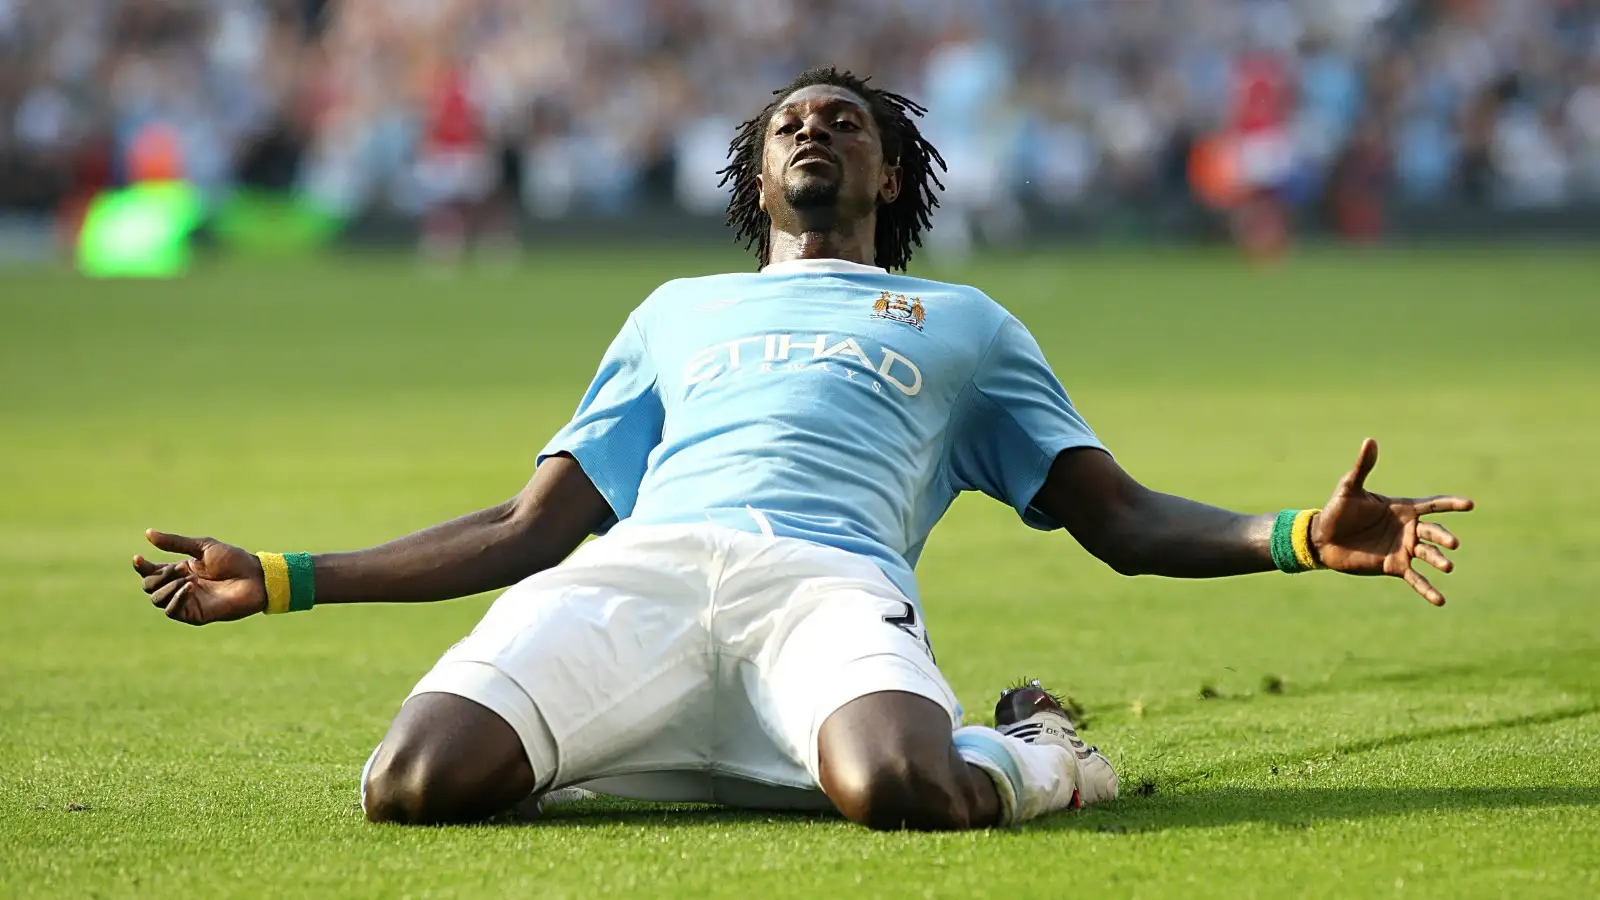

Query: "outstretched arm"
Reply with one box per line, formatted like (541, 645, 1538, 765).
(1033, 439, 1474, 605)
(133, 454, 611, 625)
(1034, 448, 1277, 579)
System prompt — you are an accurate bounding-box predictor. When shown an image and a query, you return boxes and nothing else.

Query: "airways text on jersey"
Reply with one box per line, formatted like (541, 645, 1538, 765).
(682, 333, 924, 397)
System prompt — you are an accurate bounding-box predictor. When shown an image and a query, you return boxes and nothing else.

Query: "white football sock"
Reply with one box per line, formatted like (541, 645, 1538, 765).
(953, 725, 1078, 825)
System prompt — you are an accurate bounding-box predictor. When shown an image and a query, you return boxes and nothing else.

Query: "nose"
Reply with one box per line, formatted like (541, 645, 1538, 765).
(795, 118, 832, 145)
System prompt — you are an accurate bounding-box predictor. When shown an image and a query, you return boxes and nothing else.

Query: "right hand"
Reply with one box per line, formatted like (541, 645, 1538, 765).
(132, 530, 267, 626)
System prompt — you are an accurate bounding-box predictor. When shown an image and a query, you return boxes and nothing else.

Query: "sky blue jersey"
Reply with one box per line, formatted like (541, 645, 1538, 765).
(538, 258, 1105, 604)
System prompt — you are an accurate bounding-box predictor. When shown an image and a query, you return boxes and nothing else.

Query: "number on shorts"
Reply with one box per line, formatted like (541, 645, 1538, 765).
(883, 600, 936, 663)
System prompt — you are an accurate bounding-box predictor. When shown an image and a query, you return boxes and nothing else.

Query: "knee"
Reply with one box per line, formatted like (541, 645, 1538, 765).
(826, 755, 969, 831)
(362, 740, 459, 825)
(361, 693, 537, 825)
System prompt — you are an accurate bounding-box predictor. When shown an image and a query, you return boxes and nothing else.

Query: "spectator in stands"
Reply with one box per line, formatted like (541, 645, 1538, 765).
(1, 0, 1597, 249)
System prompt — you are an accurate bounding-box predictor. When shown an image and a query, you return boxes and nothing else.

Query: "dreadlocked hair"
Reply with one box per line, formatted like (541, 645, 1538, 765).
(718, 66, 947, 272)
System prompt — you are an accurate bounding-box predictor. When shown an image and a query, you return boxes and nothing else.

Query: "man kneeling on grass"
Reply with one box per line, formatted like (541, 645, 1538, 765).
(134, 67, 1474, 830)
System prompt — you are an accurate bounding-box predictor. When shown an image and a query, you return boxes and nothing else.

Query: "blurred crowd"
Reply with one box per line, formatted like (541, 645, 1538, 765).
(3, 0, 1600, 226)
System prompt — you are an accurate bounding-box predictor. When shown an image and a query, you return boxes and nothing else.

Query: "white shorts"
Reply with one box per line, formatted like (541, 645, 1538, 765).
(406, 523, 960, 810)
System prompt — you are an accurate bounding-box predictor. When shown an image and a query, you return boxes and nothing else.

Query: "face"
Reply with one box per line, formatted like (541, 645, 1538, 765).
(757, 84, 901, 228)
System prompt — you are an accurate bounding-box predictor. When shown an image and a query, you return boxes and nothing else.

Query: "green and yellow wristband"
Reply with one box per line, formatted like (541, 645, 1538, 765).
(256, 552, 316, 614)
(1270, 509, 1325, 574)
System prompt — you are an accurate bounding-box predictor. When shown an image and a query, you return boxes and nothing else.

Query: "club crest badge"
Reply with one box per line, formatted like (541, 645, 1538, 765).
(872, 291, 925, 330)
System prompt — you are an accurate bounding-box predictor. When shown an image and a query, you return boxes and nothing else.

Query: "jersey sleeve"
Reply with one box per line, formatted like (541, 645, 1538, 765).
(949, 315, 1105, 531)
(537, 312, 664, 533)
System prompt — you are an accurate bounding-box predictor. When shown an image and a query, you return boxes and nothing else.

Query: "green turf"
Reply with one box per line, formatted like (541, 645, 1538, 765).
(2, 246, 1598, 898)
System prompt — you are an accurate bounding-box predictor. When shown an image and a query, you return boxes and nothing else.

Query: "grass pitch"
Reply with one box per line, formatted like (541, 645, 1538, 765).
(2, 246, 1598, 898)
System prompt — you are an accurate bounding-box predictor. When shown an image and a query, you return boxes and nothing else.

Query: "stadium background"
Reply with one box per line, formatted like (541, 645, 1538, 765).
(4, 0, 1600, 257)
(3, 2, 1598, 898)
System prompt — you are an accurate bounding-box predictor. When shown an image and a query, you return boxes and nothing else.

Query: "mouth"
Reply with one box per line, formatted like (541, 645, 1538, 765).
(788, 147, 837, 170)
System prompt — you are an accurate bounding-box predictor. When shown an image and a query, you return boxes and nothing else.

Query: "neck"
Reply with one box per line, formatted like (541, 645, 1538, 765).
(767, 218, 876, 267)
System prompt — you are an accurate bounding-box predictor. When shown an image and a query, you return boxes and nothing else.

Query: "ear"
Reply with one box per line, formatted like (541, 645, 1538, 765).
(756, 173, 766, 213)
(878, 164, 902, 206)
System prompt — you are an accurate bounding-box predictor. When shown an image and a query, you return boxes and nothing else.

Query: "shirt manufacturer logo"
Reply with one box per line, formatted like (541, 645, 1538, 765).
(872, 291, 925, 330)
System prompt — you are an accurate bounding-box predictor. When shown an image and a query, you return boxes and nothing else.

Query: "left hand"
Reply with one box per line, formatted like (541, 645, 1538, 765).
(1312, 438, 1475, 606)
(132, 530, 267, 625)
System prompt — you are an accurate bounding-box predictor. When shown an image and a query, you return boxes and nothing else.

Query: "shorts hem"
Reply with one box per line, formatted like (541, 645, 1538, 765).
(408, 660, 558, 788)
(803, 652, 960, 782)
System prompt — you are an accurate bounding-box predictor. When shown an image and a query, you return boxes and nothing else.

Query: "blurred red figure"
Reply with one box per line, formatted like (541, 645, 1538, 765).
(415, 60, 492, 263)
(1227, 52, 1294, 262)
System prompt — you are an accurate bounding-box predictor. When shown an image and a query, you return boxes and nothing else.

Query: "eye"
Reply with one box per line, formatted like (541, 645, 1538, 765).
(775, 120, 799, 136)
(834, 119, 860, 131)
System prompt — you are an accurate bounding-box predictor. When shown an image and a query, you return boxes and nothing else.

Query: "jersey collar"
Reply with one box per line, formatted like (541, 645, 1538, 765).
(759, 258, 887, 276)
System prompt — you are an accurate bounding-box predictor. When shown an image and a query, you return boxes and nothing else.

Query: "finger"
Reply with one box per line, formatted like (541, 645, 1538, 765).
(1417, 522, 1460, 550)
(1402, 567, 1446, 607)
(165, 581, 198, 624)
(149, 577, 188, 609)
(1409, 496, 1475, 516)
(142, 564, 188, 594)
(1339, 438, 1379, 493)
(132, 554, 163, 577)
(1413, 542, 1454, 574)
(145, 529, 209, 560)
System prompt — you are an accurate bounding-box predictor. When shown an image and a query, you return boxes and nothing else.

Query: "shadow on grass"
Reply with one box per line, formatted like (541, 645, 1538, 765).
(505, 784, 1600, 834)
(1155, 703, 1600, 791)
(1034, 785, 1600, 834)
(513, 782, 1600, 835)
(1325, 703, 1599, 761)
(479, 705, 1600, 833)
(1291, 646, 1600, 699)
